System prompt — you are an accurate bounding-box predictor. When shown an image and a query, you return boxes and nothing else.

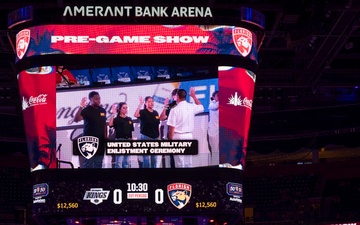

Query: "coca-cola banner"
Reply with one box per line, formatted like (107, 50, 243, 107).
(18, 67, 57, 170)
(218, 67, 255, 169)
(15, 25, 258, 62)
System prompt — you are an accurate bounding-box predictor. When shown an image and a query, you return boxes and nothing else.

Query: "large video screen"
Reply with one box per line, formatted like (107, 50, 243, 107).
(15, 22, 260, 223)
(16, 24, 257, 172)
(19, 65, 255, 171)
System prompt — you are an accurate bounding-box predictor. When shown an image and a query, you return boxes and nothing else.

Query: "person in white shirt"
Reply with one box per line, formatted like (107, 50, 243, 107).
(208, 91, 219, 165)
(167, 88, 204, 168)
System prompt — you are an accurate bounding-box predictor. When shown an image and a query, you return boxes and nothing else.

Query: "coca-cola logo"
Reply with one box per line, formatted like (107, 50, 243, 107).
(227, 92, 253, 110)
(242, 97, 253, 109)
(22, 94, 48, 111)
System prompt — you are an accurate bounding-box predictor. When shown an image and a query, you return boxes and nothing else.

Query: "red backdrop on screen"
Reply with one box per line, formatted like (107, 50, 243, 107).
(18, 67, 57, 169)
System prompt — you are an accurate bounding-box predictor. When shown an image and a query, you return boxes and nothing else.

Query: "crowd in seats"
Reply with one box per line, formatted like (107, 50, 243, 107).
(243, 160, 360, 225)
(322, 178, 360, 222)
(244, 174, 319, 223)
(0, 166, 32, 223)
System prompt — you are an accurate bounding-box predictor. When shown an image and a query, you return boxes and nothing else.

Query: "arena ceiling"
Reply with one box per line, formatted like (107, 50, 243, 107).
(0, 0, 359, 157)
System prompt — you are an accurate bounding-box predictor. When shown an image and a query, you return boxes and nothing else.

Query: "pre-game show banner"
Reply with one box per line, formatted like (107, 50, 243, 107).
(16, 25, 258, 62)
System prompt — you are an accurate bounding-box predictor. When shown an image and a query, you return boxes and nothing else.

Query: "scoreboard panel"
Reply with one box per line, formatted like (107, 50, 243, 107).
(10, 4, 265, 224)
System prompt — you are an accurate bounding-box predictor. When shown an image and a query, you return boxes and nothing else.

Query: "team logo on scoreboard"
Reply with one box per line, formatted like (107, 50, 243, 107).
(77, 136, 99, 159)
(167, 183, 192, 209)
(232, 27, 252, 57)
(83, 188, 110, 205)
(16, 29, 30, 60)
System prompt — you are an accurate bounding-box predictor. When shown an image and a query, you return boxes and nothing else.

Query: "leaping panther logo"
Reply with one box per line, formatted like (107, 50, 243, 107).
(167, 183, 192, 209)
(77, 136, 99, 159)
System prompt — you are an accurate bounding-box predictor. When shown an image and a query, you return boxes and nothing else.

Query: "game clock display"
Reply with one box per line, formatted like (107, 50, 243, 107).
(32, 168, 243, 216)
(127, 182, 148, 192)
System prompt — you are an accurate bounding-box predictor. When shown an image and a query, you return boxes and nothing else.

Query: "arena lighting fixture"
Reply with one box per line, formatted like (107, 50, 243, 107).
(74, 217, 80, 224)
(113, 216, 119, 223)
(218, 66, 233, 71)
(159, 217, 164, 223)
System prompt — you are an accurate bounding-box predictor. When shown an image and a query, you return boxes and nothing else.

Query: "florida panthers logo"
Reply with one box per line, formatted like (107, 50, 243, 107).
(77, 136, 99, 159)
(232, 28, 252, 57)
(16, 29, 30, 60)
(167, 183, 192, 209)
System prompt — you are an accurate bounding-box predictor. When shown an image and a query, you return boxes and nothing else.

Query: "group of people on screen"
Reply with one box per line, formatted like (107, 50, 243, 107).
(55, 65, 210, 88)
(74, 88, 219, 169)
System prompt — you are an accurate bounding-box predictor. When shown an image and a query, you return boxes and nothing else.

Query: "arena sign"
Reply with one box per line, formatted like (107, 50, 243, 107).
(63, 6, 213, 18)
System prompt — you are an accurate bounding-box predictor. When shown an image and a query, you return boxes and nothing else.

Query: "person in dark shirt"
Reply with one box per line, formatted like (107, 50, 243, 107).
(134, 96, 160, 168)
(160, 88, 178, 122)
(109, 102, 134, 168)
(160, 88, 178, 168)
(74, 91, 107, 168)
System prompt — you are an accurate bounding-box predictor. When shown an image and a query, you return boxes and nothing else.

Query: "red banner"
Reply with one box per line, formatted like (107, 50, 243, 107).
(18, 66, 57, 170)
(218, 67, 255, 169)
(16, 24, 258, 62)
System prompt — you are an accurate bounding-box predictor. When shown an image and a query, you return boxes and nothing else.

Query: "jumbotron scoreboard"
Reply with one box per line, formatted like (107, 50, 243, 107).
(9, 2, 264, 225)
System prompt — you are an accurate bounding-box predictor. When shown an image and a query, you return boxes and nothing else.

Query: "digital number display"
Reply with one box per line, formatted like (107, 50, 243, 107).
(56, 203, 79, 209)
(127, 183, 148, 192)
(195, 202, 217, 208)
(32, 168, 243, 216)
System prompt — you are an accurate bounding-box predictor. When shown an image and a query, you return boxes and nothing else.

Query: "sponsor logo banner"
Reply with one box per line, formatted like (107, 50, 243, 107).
(22, 94, 48, 111)
(33, 183, 49, 198)
(218, 68, 256, 169)
(226, 182, 243, 204)
(33, 183, 49, 204)
(227, 92, 253, 110)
